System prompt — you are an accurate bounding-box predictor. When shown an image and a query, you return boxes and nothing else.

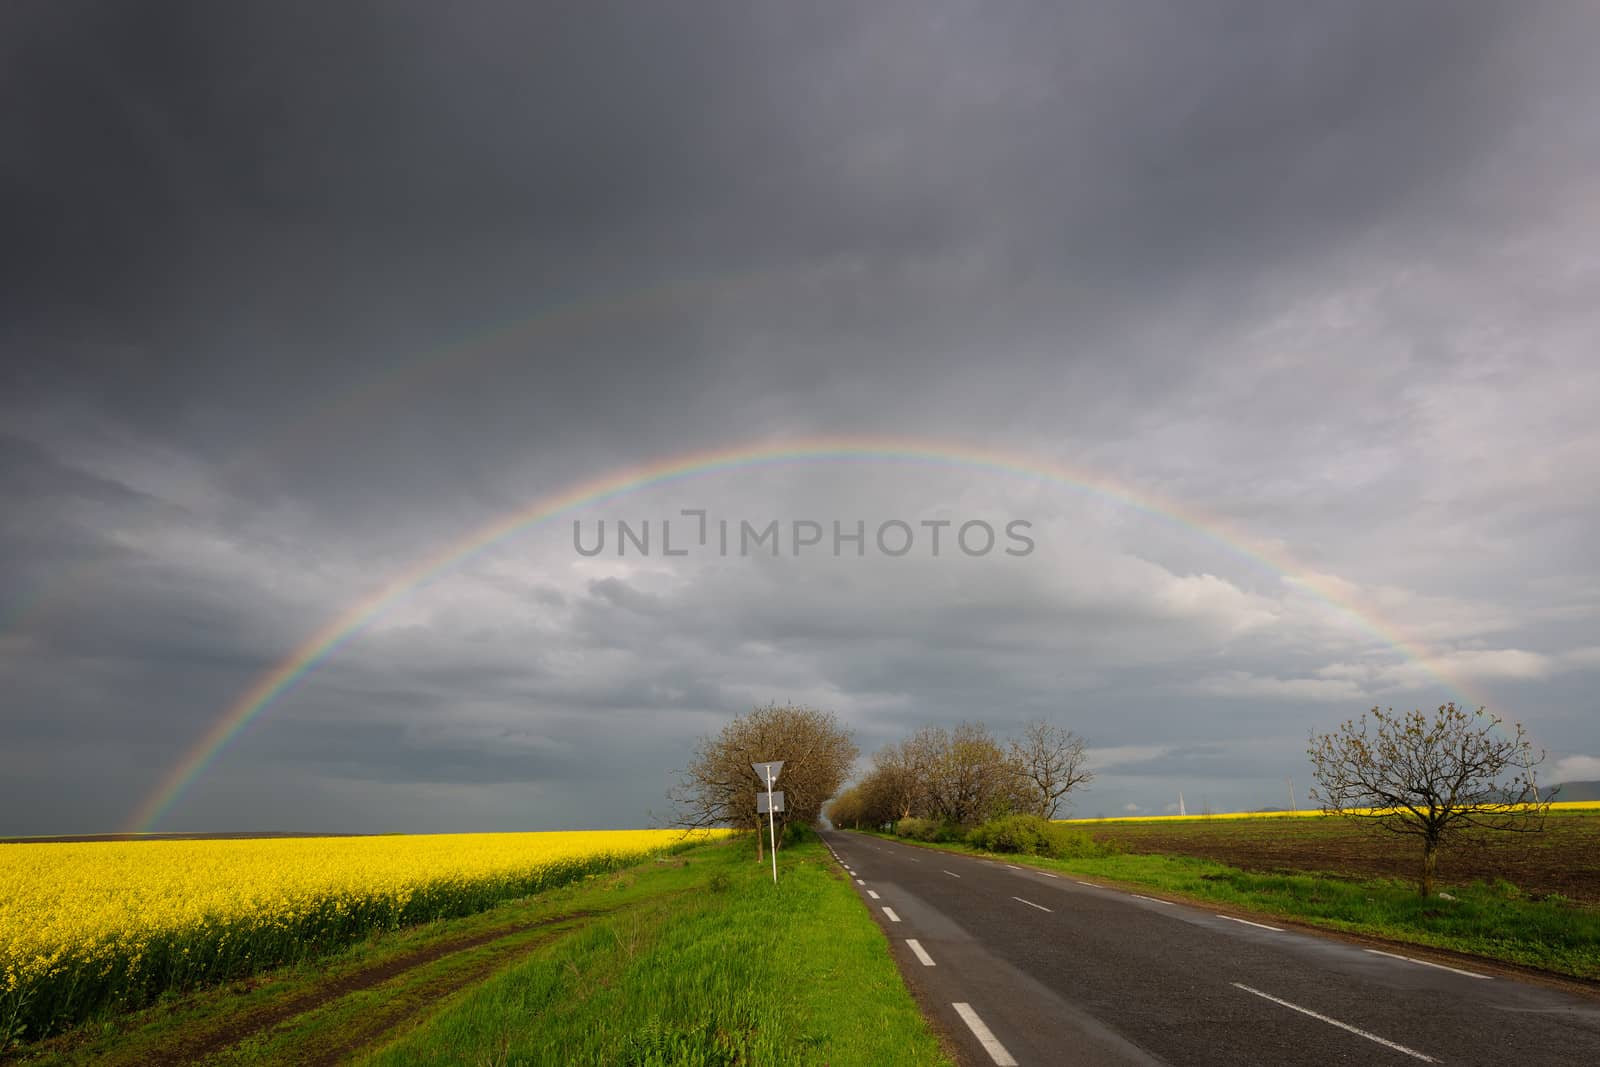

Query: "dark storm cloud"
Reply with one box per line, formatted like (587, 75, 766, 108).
(2, 2, 1597, 832)
(5, 2, 1553, 435)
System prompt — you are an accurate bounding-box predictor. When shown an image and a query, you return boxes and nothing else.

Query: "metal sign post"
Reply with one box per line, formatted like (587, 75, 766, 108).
(752, 761, 784, 883)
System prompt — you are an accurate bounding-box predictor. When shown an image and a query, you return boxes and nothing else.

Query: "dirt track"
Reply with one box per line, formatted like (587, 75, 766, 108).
(151, 910, 599, 1065)
(0, 909, 608, 1067)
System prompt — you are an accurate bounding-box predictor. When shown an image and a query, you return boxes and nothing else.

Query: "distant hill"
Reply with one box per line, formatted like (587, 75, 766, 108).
(1550, 780, 1600, 802)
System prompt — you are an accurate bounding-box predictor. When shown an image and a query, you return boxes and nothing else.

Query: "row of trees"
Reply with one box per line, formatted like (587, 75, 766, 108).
(667, 705, 1093, 851)
(826, 719, 1092, 830)
(667, 698, 1546, 899)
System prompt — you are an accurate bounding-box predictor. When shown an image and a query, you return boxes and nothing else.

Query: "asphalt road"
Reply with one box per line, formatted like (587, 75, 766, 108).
(820, 830, 1600, 1067)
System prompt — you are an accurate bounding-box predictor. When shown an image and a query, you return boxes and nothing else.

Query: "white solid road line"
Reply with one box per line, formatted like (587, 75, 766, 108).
(883, 906, 902, 922)
(867, 890, 880, 899)
(1365, 948, 1492, 980)
(952, 1002, 1019, 1066)
(1013, 896, 1053, 913)
(906, 939, 936, 966)
(1218, 914, 1284, 932)
(943, 869, 962, 878)
(1132, 894, 1174, 905)
(1231, 983, 1437, 1063)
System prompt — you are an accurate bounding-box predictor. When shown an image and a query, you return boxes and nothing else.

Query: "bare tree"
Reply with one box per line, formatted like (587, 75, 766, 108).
(670, 702, 858, 855)
(1010, 719, 1093, 818)
(1308, 702, 1550, 896)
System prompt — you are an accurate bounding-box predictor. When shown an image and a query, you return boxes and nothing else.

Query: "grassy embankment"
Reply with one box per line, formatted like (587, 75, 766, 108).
(864, 809, 1600, 981)
(8, 837, 950, 1067)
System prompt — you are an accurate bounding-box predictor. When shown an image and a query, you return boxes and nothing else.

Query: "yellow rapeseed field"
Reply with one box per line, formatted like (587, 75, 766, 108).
(0, 828, 725, 1043)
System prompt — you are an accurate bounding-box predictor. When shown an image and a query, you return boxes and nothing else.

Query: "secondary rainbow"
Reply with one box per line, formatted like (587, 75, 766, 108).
(128, 435, 1478, 832)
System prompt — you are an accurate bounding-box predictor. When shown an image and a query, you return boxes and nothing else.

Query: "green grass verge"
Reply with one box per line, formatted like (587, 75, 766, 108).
(355, 838, 952, 1066)
(860, 831, 1600, 981)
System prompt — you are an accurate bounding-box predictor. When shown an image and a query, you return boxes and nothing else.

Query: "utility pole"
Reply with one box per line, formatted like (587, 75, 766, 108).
(1288, 777, 1297, 814)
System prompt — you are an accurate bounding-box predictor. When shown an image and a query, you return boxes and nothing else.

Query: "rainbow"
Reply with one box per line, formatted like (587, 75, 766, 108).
(127, 435, 1479, 832)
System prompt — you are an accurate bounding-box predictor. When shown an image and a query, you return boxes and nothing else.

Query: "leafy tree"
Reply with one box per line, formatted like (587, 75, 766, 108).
(924, 722, 1025, 827)
(1308, 702, 1550, 896)
(823, 784, 865, 829)
(671, 703, 858, 856)
(877, 729, 942, 819)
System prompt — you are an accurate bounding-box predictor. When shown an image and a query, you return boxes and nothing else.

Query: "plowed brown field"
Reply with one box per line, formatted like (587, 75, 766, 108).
(1086, 812, 1600, 903)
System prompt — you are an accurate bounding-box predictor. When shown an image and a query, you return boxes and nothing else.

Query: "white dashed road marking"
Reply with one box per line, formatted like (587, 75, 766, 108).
(1132, 894, 1174, 905)
(1012, 896, 1053, 913)
(1232, 983, 1437, 1062)
(867, 890, 880, 899)
(943, 869, 962, 878)
(1218, 915, 1284, 932)
(953, 1003, 1019, 1066)
(883, 906, 902, 922)
(906, 939, 936, 966)
(1365, 948, 1491, 980)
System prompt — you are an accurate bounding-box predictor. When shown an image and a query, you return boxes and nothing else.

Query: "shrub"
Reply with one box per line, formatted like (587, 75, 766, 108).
(895, 817, 935, 840)
(967, 814, 1050, 854)
(895, 817, 960, 842)
(1043, 825, 1113, 859)
(966, 815, 1117, 859)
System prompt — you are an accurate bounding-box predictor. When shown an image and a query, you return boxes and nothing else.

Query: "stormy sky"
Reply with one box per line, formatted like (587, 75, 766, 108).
(3, 1, 1597, 834)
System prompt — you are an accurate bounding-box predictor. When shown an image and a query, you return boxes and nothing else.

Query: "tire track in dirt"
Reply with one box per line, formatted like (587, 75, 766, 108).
(135, 909, 608, 1066)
